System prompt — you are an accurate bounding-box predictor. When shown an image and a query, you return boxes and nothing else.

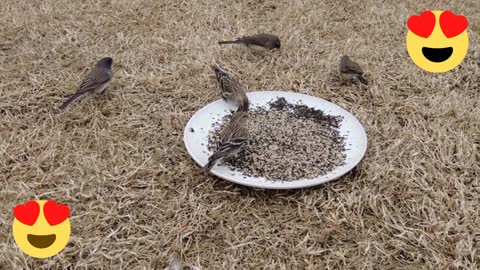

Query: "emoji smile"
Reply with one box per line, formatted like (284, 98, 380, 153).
(422, 47, 453, 62)
(27, 234, 56, 248)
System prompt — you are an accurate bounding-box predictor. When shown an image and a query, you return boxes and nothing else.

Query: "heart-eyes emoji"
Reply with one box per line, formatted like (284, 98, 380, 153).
(12, 200, 71, 258)
(406, 10, 469, 73)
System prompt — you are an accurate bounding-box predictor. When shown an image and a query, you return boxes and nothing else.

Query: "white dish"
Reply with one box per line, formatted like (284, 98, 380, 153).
(184, 91, 368, 189)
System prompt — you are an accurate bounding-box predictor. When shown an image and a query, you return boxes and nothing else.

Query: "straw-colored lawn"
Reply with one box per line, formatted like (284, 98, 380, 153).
(1, 0, 479, 268)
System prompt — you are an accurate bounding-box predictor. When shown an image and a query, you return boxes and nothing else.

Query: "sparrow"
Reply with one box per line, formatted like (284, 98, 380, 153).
(339, 55, 368, 85)
(212, 64, 249, 112)
(59, 57, 113, 109)
(204, 111, 249, 172)
(218, 33, 281, 52)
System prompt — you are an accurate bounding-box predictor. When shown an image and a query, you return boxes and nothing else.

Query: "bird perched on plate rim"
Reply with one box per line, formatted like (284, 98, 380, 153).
(212, 64, 250, 112)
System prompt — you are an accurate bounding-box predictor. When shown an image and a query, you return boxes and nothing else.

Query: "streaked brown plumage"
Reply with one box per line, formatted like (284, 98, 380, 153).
(212, 64, 249, 112)
(339, 55, 368, 85)
(204, 111, 249, 172)
(218, 33, 281, 52)
(60, 57, 113, 110)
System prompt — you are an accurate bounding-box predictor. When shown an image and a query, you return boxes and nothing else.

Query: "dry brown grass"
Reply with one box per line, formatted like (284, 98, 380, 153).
(1, 0, 479, 269)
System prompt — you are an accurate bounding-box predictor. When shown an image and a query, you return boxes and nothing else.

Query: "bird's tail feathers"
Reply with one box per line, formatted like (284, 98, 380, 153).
(204, 152, 223, 172)
(59, 92, 86, 110)
(203, 158, 217, 173)
(212, 65, 228, 79)
(203, 139, 245, 172)
(218, 40, 242, 45)
(356, 75, 368, 85)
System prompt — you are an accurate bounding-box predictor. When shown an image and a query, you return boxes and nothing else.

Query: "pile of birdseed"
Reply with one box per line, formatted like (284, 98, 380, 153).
(207, 97, 347, 181)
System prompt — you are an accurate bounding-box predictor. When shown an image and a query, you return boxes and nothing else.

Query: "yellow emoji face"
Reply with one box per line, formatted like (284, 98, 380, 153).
(12, 200, 71, 258)
(406, 10, 469, 73)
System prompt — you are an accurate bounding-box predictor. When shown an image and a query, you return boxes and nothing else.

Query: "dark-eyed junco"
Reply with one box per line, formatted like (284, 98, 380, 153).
(204, 111, 249, 172)
(339, 55, 368, 85)
(218, 33, 281, 52)
(60, 57, 113, 109)
(212, 64, 249, 112)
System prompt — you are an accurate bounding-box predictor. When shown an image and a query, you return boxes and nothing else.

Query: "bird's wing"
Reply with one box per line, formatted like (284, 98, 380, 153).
(219, 75, 243, 99)
(345, 61, 363, 74)
(219, 122, 246, 144)
(217, 137, 246, 153)
(75, 69, 111, 95)
(239, 35, 268, 47)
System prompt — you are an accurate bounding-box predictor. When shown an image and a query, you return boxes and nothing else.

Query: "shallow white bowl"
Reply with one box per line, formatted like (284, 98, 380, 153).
(184, 91, 368, 189)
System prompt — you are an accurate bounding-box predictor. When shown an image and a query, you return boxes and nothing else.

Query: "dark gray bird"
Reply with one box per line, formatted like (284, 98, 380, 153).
(212, 64, 249, 112)
(60, 57, 113, 109)
(204, 111, 249, 172)
(339, 55, 368, 85)
(218, 33, 281, 52)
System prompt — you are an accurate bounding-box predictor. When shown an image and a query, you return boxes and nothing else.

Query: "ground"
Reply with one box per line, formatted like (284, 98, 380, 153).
(0, 0, 479, 269)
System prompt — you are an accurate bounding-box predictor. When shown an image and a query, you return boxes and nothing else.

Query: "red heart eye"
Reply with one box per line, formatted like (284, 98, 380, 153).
(14, 200, 40, 226)
(43, 200, 70, 226)
(440, 11, 468, 38)
(407, 11, 436, 38)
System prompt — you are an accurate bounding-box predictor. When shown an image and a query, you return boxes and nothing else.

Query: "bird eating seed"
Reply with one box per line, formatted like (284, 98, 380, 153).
(207, 98, 346, 181)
